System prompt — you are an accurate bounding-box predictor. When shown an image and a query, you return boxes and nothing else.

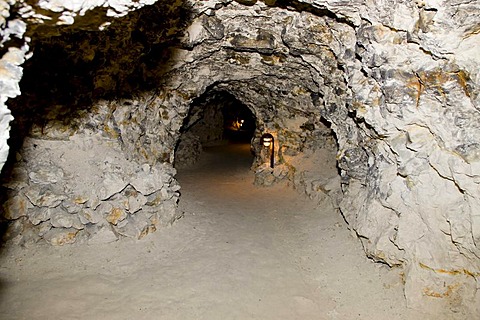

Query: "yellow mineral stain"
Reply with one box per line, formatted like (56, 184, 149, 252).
(463, 25, 480, 39)
(103, 124, 119, 139)
(107, 208, 125, 225)
(454, 70, 471, 97)
(423, 283, 460, 298)
(139, 225, 156, 240)
(419, 262, 480, 277)
(74, 196, 88, 204)
(52, 230, 79, 246)
(406, 70, 456, 108)
(406, 74, 424, 108)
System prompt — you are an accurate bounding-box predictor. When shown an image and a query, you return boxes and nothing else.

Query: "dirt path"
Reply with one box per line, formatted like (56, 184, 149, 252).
(0, 143, 442, 319)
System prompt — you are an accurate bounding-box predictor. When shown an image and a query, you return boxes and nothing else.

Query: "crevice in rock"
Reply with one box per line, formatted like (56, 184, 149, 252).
(272, 0, 355, 27)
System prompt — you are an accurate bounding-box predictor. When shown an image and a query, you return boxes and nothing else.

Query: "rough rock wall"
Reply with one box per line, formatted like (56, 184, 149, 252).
(0, 0, 29, 171)
(174, 93, 227, 168)
(2, 0, 348, 243)
(1, 1, 192, 244)
(329, 1, 480, 314)
(2, 94, 184, 245)
(0, 0, 478, 316)
(167, 2, 351, 189)
(185, 93, 226, 146)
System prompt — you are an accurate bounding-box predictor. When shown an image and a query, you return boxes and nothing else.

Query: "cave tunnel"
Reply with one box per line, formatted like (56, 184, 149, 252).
(175, 90, 257, 172)
(0, 0, 479, 318)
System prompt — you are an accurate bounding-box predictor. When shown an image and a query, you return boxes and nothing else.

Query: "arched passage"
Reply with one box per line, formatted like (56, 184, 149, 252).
(175, 90, 257, 170)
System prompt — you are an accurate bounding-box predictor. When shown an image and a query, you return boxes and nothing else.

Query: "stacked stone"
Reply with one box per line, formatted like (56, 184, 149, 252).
(1, 95, 183, 246)
(2, 145, 181, 246)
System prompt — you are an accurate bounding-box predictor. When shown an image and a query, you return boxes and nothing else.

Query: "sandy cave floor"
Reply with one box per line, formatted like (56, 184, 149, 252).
(0, 143, 457, 319)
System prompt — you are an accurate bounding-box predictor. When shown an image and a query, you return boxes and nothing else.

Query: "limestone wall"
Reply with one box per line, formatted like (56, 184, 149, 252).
(0, 1, 29, 171)
(2, 95, 184, 245)
(1, 0, 191, 245)
(334, 1, 480, 313)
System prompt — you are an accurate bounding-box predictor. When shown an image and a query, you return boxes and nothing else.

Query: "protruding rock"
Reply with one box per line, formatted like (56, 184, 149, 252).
(43, 228, 79, 246)
(106, 207, 127, 225)
(3, 194, 30, 220)
(87, 225, 118, 245)
(27, 207, 50, 225)
(24, 186, 67, 208)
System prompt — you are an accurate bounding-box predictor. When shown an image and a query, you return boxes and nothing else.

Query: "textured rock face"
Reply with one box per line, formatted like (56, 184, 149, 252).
(2, 96, 183, 245)
(0, 0, 29, 171)
(335, 2, 480, 313)
(0, 0, 479, 315)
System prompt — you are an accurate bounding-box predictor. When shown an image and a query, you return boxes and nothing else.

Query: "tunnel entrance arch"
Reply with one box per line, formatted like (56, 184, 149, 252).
(174, 89, 258, 170)
(172, 79, 341, 203)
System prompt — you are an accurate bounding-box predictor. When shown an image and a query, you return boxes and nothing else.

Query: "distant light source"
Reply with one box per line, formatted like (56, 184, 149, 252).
(233, 119, 245, 130)
(260, 133, 275, 168)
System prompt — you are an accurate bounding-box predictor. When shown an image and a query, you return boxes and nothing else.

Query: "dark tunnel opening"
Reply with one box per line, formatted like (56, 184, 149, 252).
(174, 90, 257, 171)
(222, 97, 256, 144)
